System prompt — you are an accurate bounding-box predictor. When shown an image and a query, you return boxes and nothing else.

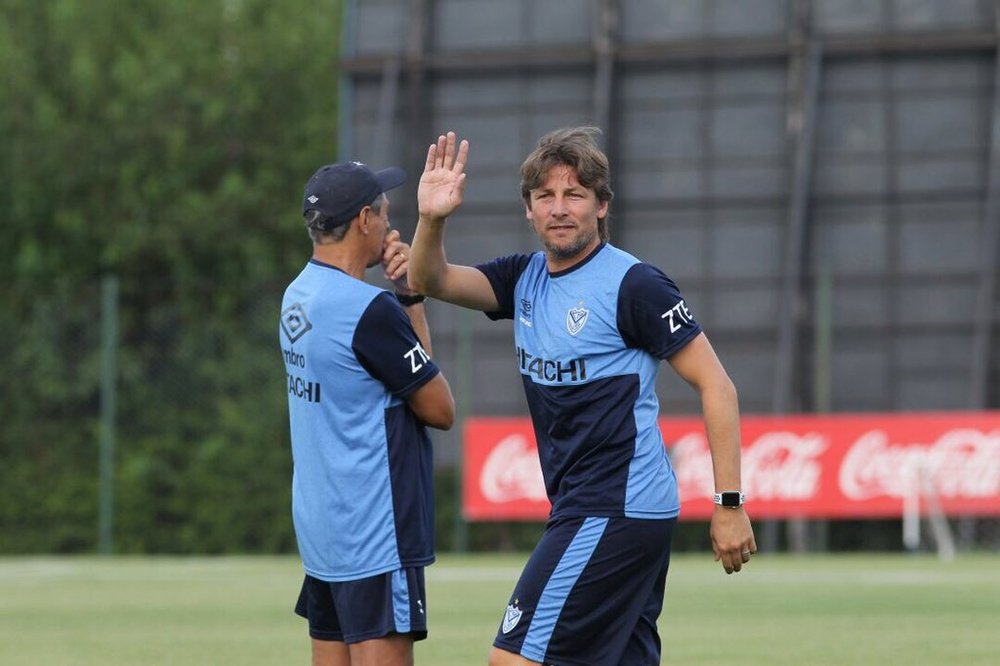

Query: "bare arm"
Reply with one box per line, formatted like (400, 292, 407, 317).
(401, 302, 454, 430)
(381, 233, 455, 430)
(668, 332, 757, 574)
(409, 132, 499, 311)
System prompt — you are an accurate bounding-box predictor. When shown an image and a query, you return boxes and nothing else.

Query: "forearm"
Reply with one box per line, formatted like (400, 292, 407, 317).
(402, 300, 434, 358)
(700, 378, 742, 491)
(409, 215, 449, 297)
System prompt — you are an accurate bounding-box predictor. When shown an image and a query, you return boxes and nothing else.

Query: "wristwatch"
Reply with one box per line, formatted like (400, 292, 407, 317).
(395, 292, 427, 306)
(713, 491, 745, 508)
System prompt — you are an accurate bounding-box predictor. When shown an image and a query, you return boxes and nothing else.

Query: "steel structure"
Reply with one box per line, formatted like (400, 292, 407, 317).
(338, 0, 1000, 465)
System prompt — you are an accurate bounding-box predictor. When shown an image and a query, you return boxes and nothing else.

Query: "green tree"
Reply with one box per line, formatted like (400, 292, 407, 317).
(0, 0, 341, 553)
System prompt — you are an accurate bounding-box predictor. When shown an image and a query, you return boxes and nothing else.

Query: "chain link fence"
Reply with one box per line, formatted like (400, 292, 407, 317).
(3, 273, 998, 555)
(1, 273, 295, 554)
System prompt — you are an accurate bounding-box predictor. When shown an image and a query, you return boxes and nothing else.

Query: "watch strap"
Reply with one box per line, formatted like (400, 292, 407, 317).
(395, 292, 427, 306)
(713, 491, 745, 508)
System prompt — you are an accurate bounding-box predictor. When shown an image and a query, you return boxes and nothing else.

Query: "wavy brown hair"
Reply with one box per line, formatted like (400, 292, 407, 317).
(519, 126, 614, 242)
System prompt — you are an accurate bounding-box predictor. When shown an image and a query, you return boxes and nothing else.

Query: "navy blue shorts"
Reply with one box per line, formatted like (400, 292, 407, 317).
(294, 568, 428, 644)
(493, 515, 675, 666)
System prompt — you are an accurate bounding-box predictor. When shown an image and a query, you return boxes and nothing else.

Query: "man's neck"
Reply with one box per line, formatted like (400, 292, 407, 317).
(312, 242, 368, 280)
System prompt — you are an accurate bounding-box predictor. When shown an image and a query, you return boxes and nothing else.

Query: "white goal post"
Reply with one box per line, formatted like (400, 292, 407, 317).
(902, 464, 956, 561)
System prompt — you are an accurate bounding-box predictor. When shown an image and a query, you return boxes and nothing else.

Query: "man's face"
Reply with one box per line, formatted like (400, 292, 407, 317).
(526, 165, 608, 266)
(366, 197, 391, 268)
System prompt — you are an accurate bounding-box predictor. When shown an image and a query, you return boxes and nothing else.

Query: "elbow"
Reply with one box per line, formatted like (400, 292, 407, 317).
(406, 264, 427, 294)
(698, 372, 738, 404)
(406, 258, 431, 295)
(408, 271, 439, 298)
(722, 375, 738, 400)
(425, 401, 456, 430)
(408, 274, 431, 296)
(407, 259, 446, 298)
(440, 395, 456, 429)
(712, 375, 739, 407)
(409, 376, 455, 429)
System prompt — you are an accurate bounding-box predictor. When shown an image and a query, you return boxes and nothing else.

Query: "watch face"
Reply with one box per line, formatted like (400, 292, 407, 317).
(721, 492, 742, 507)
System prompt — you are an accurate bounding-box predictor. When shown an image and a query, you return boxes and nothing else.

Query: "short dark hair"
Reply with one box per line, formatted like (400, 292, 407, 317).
(520, 126, 614, 242)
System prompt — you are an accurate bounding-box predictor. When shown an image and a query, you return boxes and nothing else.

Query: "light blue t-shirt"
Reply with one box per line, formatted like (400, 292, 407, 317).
(477, 243, 700, 519)
(279, 260, 439, 581)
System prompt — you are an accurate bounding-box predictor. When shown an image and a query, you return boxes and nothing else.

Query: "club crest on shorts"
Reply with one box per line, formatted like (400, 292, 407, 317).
(502, 600, 523, 634)
(566, 304, 589, 336)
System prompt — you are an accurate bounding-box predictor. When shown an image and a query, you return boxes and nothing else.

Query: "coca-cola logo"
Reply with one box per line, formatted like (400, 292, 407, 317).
(470, 417, 1000, 518)
(745, 432, 827, 500)
(839, 428, 1000, 500)
(479, 434, 548, 503)
(670, 433, 715, 496)
(671, 431, 826, 501)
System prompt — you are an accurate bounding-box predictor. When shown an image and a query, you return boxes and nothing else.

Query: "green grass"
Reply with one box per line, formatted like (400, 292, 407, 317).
(1, 553, 998, 665)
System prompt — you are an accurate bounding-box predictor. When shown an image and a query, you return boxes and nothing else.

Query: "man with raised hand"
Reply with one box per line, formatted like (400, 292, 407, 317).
(409, 129, 755, 666)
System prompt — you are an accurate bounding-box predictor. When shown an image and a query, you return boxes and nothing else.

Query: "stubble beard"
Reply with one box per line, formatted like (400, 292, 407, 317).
(543, 225, 599, 262)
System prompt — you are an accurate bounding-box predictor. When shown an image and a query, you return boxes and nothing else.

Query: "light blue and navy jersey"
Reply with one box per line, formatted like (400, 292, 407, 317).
(279, 259, 440, 582)
(476, 243, 701, 519)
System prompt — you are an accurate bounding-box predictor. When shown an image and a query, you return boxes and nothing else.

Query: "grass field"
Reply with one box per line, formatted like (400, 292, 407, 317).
(1, 552, 998, 665)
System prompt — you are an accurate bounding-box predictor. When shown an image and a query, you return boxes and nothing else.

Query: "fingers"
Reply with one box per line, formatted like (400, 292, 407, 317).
(436, 134, 448, 168)
(725, 552, 741, 575)
(423, 132, 469, 178)
(424, 142, 436, 173)
(382, 234, 409, 281)
(716, 543, 755, 575)
(418, 132, 468, 220)
(454, 138, 469, 174)
(735, 544, 756, 572)
(384, 248, 407, 282)
(423, 135, 447, 174)
(454, 172, 467, 201)
(427, 132, 467, 171)
(443, 132, 455, 168)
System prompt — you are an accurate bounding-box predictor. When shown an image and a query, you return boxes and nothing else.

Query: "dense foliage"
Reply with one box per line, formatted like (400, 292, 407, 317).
(1, 0, 340, 553)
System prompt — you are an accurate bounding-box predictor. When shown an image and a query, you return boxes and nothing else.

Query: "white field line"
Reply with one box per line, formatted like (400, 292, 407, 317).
(669, 568, 1000, 586)
(2, 558, 999, 587)
(427, 565, 1000, 586)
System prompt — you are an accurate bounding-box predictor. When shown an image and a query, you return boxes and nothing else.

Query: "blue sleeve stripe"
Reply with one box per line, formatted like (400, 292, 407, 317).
(392, 569, 411, 633)
(522, 517, 609, 661)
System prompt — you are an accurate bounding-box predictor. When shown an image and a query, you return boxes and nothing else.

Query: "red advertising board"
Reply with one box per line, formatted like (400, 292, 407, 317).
(463, 412, 1000, 521)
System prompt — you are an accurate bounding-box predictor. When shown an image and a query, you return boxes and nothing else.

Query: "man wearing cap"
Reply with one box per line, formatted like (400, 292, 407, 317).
(279, 161, 455, 665)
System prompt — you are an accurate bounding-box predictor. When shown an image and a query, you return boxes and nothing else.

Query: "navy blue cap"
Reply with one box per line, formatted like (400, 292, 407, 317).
(302, 161, 407, 229)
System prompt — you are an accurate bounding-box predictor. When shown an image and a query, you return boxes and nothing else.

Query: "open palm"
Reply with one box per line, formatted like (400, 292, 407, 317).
(418, 132, 469, 219)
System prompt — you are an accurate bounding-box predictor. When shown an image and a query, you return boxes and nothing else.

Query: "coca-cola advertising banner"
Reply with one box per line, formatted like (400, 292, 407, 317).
(463, 412, 1000, 521)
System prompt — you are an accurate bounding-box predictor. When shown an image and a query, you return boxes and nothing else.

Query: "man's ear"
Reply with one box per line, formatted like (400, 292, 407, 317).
(357, 206, 372, 234)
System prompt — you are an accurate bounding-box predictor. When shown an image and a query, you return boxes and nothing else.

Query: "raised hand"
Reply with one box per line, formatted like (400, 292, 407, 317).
(418, 132, 469, 221)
